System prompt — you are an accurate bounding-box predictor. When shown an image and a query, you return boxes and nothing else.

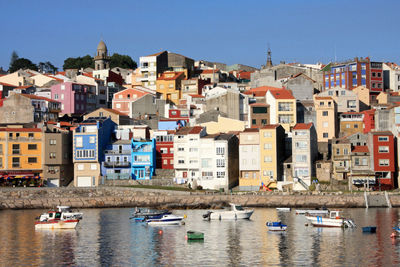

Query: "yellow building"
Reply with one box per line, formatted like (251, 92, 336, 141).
(156, 71, 185, 105)
(266, 89, 296, 132)
(200, 116, 245, 134)
(339, 112, 364, 137)
(0, 128, 43, 183)
(238, 128, 261, 191)
(314, 96, 337, 142)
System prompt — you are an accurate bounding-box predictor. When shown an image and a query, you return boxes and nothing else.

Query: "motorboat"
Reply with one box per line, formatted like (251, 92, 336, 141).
(266, 221, 287, 231)
(305, 210, 356, 228)
(362, 226, 377, 233)
(146, 214, 184, 226)
(276, 208, 291, 212)
(130, 208, 170, 222)
(296, 208, 328, 215)
(35, 210, 80, 229)
(202, 203, 254, 220)
(56, 206, 83, 220)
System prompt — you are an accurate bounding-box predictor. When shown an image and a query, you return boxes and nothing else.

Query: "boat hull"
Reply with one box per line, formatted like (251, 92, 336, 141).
(147, 220, 183, 226)
(267, 226, 287, 231)
(35, 219, 79, 229)
(296, 210, 329, 215)
(276, 208, 291, 212)
(306, 216, 344, 227)
(207, 210, 254, 220)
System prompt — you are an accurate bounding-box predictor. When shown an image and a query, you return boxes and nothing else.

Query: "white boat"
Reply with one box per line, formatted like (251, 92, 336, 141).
(56, 206, 83, 220)
(146, 214, 184, 226)
(35, 211, 80, 229)
(266, 221, 287, 231)
(306, 210, 356, 228)
(276, 208, 291, 212)
(203, 203, 254, 220)
(296, 209, 329, 215)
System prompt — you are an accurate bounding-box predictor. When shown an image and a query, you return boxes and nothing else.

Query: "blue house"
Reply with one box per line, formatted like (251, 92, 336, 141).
(73, 117, 116, 187)
(102, 140, 132, 180)
(131, 138, 156, 180)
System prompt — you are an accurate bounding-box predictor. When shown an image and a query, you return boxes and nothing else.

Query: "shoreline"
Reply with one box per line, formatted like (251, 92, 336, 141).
(1, 187, 400, 210)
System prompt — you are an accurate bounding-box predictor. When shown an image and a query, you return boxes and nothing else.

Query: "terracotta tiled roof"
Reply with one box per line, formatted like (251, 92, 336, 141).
(0, 82, 16, 87)
(352, 146, 369, 153)
(42, 74, 63, 82)
(293, 123, 313, 130)
(0, 128, 41, 132)
(20, 93, 60, 103)
(175, 126, 203, 135)
(260, 124, 280, 129)
(158, 72, 184, 81)
(243, 128, 259, 132)
(15, 85, 33, 89)
(145, 51, 167, 57)
(102, 108, 129, 116)
(201, 69, 220, 74)
(268, 89, 295, 100)
(314, 96, 333, 100)
(290, 73, 316, 82)
(47, 121, 74, 127)
(250, 86, 282, 91)
(188, 94, 204, 98)
(189, 126, 203, 134)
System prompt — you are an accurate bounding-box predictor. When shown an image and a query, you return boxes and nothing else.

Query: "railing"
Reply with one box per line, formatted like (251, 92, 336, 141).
(104, 161, 130, 167)
(106, 173, 131, 180)
(104, 150, 131, 155)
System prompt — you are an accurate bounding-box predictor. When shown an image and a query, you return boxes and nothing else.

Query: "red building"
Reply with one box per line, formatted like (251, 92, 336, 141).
(362, 109, 375, 133)
(368, 131, 395, 189)
(154, 130, 175, 169)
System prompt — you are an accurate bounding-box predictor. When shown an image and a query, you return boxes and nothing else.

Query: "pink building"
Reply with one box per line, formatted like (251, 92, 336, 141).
(51, 82, 90, 115)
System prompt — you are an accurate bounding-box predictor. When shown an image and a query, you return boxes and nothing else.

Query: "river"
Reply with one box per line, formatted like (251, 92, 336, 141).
(0, 208, 399, 266)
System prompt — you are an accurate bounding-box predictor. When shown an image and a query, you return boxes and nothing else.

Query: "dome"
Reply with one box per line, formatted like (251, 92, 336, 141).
(97, 40, 107, 51)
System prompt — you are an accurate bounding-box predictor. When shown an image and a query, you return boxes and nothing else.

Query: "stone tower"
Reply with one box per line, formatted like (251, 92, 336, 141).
(266, 46, 273, 68)
(94, 40, 110, 70)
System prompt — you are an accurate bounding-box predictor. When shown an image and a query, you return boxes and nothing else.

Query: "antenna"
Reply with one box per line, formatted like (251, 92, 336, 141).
(334, 44, 337, 63)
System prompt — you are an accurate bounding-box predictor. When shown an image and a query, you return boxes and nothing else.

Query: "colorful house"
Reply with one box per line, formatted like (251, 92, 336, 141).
(156, 71, 185, 105)
(238, 128, 261, 191)
(51, 82, 92, 116)
(131, 138, 156, 180)
(102, 140, 132, 180)
(266, 89, 296, 132)
(339, 112, 364, 137)
(314, 96, 337, 142)
(112, 88, 149, 116)
(154, 130, 175, 169)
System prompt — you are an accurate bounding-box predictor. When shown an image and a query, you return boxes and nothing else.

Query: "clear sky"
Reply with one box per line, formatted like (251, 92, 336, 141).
(0, 0, 399, 71)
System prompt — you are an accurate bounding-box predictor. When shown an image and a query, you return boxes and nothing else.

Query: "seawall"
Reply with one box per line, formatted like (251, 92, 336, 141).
(1, 187, 400, 210)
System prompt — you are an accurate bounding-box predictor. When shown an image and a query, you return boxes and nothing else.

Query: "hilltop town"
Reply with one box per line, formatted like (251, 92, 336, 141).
(0, 40, 399, 193)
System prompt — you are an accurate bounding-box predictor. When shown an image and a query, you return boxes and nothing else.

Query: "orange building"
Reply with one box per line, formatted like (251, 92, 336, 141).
(156, 71, 185, 105)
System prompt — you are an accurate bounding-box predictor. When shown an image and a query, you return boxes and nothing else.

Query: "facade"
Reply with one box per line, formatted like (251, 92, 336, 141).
(291, 123, 318, 190)
(249, 103, 270, 128)
(199, 116, 245, 135)
(349, 146, 374, 187)
(331, 137, 352, 180)
(383, 62, 400, 91)
(154, 130, 175, 169)
(238, 129, 261, 191)
(102, 140, 132, 180)
(156, 71, 185, 105)
(0, 93, 35, 124)
(131, 138, 156, 180)
(139, 51, 168, 90)
(0, 128, 43, 183)
(51, 82, 91, 115)
(266, 89, 296, 132)
(282, 73, 316, 101)
(317, 87, 359, 113)
(363, 109, 375, 133)
(73, 117, 116, 187)
(352, 86, 370, 111)
(314, 96, 336, 142)
(94, 40, 110, 71)
(84, 107, 131, 125)
(181, 77, 209, 99)
(339, 112, 364, 137)
(112, 88, 149, 116)
(43, 124, 73, 187)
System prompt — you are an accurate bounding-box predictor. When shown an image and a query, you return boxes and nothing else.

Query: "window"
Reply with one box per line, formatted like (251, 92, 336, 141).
(28, 144, 37, 150)
(217, 172, 225, 178)
(160, 148, 168, 154)
(116, 103, 121, 108)
(320, 102, 324, 106)
(323, 133, 328, 138)
(50, 139, 56, 145)
(78, 164, 84, 170)
(378, 146, 389, 153)
(264, 143, 272, 150)
(12, 157, 20, 168)
(76, 137, 83, 147)
(344, 148, 348, 155)
(89, 136, 95, 144)
(346, 124, 350, 129)
(12, 144, 20, 154)
(216, 147, 225, 155)
(341, 90, 345, 95)
(178, 159, 185, 164)
(372, 72, 376, 77)
(295, 155, 307, 163)
(264, 156, 272, 163)
(61, 84, 65, 90)
(189, 148, 198, 152)
(295, 141, 307, 149)
(28, 157, 37, 163)
(378, 136, 388, 142)
(252, 119, 256, 125)
(28, 133, 34, 138)
(178, 147, 184, 151)
(50, 152, 56, 158)
(322, 111, 328, 116)
(354, 124, 358, 128)
(216, 159, 225, 167)
(91, 164, 97, 170)
(163, 159, 168, 165)
(336, 148, 340, 155)
(54, 94, 58, 100)
(263, 132, 272, 138)
(61, 94, 64, 100)
(379, 159, 389, 166)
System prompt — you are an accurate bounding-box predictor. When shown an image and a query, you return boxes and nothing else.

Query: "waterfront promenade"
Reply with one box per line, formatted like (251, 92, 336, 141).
(1, 187, 400, 209)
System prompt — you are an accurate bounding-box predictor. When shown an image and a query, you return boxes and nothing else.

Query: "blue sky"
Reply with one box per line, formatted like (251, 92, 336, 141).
(0, 0, 399, 70)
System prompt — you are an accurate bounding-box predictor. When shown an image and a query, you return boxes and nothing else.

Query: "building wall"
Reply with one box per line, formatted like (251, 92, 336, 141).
(0, 94, 34, 124)
(51, 82, 87, 115)
(238, 131, 261, 191)
(314, 97, 336, 142)
(340, 120, 364, 136)
(285, 76, 314, 101)
(200, 116, 245, 134)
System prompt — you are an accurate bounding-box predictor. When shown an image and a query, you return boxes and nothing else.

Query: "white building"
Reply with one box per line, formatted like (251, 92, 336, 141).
(383, 62, 400, 91)
(139, 51, 168, 90)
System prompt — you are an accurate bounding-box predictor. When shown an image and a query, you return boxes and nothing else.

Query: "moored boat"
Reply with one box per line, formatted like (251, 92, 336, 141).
(362, 226, 377, 233)
(186, 231, 204, 240)
(35, 211, 80, 229)
(266, 221, 287, 231)
(131, 208, 170, 222)
(393, 225, 400, 233)
(56, 206, 83, 220)
(146, 214, 184, 226)
(203, 203, 254, 220)
(306, 210, 356, 228)
(296, 209, 329, 215)
(276, 208, 291, 212)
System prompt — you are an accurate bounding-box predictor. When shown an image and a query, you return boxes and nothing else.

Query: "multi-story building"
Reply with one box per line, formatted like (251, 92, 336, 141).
(314, 96, 337, 142)
(84, 107, 131, 126)
(131, 138, 156, 180)
(73, 117, 116, 187)
(266, 89, 296, 132)
(197, 133, 239, 191)
(43, 124, 73, 187)
(339, 112, 364, 137)
(0, 128, 43, 185)
(51, 82, 92, 116)
(367, 131, 395, 189)
(349, 146, 374, 188)
(291, 123, 318, 190)
(317, 87, 359, 113)
(238, 128, 261, 191)
(154, 130, 175, 169)
(383, 62, 400, 91)
(362, 109, 375, 133)
(332, 137, 352, 180)
(173, 126, 206, 184)
(249, 103, 270, 128)
(139, 51, 168, 90)
(259, 124, 285, 189)
(181, 77, 209, 99)
(102, 140, 132, 181)
(156, 71, 185, 105)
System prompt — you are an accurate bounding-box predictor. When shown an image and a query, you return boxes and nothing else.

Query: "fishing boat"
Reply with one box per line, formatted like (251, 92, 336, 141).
(305, 210, 356, 228)
(362, 226, 377, 233)
(186, 231, 204, 241)
(266, 221, 287, 231)
(146, 214, 184, 226)
(276, 208, 291, 212)
(202, 203, 254, 220)
(296, 209, 329, 215)
(56, 206, 83, 220)
(35, 210, 80, 229)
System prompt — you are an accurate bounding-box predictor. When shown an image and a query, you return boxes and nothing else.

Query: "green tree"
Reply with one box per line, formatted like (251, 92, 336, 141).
(38, 61, 58, 73)
(10, 51, 19, 68)
(63, 55, 94, 70)
(9, 58, 38, 73)
(110, 53, 137, 69)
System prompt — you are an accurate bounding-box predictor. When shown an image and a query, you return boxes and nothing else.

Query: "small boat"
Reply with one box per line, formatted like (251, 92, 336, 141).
(35, 211, 80, 229)
(296, 209, 329, 215)
(362, 226, 377, 233)
(393, 225, 400, 233)
(203, 203, 254, 220)
(146, 214, 184, 226)
(276, 208, 291, 212)
(305, 210, 356, 228)
(131, 208, 170, 222)
(56, 206, 83, 220)
(186, 231, 204, 241)
(266, 221, 287, 231)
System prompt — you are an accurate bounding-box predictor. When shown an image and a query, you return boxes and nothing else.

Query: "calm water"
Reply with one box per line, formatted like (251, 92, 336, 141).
(0, 207, 400, 266)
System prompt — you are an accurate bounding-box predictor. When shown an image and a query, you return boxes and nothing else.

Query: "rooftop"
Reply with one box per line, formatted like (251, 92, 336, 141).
(293, 123, 313, 130)
(352, 146, 369, 153)
(268, 89, 295, 100)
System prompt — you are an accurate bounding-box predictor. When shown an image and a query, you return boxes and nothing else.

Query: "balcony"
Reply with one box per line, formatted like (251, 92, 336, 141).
(104, 150, 131, 155)
(106, 173, 131, 180)
(104, 161, 131, 167)
(335, 166, 350, 172)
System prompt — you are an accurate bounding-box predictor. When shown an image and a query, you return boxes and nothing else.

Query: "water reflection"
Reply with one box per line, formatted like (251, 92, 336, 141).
(0, 208, 400, 266)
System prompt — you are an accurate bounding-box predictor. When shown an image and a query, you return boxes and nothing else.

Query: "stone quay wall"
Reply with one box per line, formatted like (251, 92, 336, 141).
(1, 187, 400, 210)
